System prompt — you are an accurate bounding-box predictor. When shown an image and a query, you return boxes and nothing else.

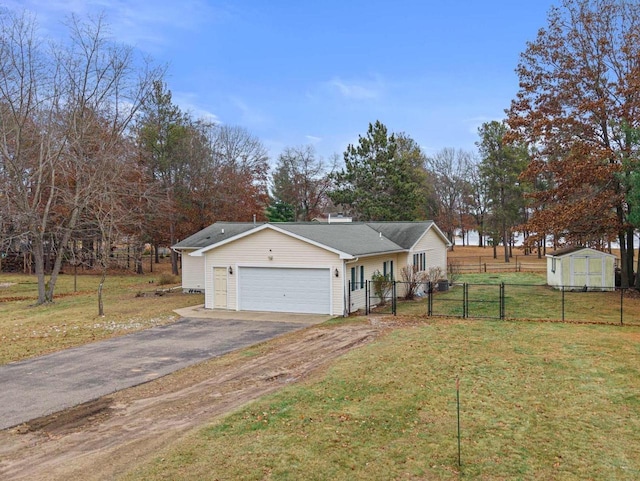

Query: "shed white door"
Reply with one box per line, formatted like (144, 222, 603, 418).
(238, 267, 331, 314)
(571, 256, 604, 288)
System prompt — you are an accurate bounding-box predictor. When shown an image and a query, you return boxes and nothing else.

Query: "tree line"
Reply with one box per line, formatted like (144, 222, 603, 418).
(2, 0, 640, 312)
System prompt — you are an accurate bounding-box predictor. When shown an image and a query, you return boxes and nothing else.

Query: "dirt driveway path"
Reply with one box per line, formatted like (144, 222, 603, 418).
(0, 320, 383, 481)
(0, 315, 327, 431)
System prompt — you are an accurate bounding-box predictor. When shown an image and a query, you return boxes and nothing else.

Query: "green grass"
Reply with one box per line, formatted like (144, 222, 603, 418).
(123, 319, 640, 480)
(0, 272, 204, 364)
(397, 272, 640, 326)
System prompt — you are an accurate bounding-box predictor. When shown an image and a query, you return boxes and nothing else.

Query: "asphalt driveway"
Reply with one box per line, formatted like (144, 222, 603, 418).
(0, 309, 330, 430)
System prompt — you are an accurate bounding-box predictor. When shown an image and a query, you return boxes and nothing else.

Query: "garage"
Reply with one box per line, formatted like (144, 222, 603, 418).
(238, 267, 331, 314)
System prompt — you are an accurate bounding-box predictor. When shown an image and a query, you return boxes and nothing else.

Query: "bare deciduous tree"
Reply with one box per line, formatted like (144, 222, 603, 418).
(270, 145, 335, 221)
(0, 10, 161, 303)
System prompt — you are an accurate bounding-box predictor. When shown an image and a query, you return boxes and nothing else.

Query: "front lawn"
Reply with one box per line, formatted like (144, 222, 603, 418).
(123, 318, 640, 480)
(0, 272, 204, 365)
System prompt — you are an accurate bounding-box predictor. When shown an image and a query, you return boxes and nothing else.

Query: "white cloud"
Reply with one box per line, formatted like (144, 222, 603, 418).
(230, 96, 269, 127)
(9, 0, 219, 50)
(305, 135, 322, 144)
(173, 91, 220, 124)
(327, 76, 383, 100)
(465, 115, 503, 135)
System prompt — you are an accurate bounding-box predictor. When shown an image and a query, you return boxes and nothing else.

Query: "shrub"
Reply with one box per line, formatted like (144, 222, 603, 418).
(371, 270, 393, 305)
(158, 273, 179, 286)
(400, 265, 427, 300)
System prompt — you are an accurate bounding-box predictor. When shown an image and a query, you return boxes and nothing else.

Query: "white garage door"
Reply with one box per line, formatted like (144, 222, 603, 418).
(238, 267, 331, 314)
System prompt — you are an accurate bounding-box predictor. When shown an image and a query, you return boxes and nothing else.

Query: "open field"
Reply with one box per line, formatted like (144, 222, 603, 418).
(0, 268, 204, 365)
(448, 245, 548, 274)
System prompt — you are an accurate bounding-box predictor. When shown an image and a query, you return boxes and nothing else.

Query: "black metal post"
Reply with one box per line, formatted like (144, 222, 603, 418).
(561, 286, 565, 322)
(500, 282, 505, 320)
(463, 283, 468, 318)
(365, 280, 369, 315)
(428, 281, 433, 316)
(392, 281, 397, 315)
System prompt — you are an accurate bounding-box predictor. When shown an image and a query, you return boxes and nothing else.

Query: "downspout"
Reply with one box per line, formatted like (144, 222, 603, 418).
(343, 257, 359, 317)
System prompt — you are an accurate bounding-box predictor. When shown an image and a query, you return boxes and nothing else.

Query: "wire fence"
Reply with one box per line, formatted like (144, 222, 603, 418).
(356, 280, 640, 326)
(447, 255, 547, 274)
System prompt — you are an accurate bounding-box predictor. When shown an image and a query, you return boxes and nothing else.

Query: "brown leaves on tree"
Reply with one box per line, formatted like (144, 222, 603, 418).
(507, 0, 640, 283)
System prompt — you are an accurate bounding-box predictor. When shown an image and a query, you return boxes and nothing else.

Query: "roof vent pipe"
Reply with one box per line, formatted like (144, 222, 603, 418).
(221, 228, 225, 234)
(379, 232, 382, 238)
(253, 214, 256, 226)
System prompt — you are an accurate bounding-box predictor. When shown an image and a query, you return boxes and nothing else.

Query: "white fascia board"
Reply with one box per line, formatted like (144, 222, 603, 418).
(355, 249, 407, 259)
(190, 223, 355, 260)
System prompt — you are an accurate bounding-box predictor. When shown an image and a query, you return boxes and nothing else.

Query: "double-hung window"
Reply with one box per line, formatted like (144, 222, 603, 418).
(350, 265, 365, 290)
(413, 252, 426, 271)
(383, 260, 394, 280)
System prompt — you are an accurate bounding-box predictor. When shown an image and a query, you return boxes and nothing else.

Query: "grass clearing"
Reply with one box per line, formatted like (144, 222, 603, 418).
(123, 318, 640, 480)
(0, 271, 203, 365)
(396, 272, 640, 326)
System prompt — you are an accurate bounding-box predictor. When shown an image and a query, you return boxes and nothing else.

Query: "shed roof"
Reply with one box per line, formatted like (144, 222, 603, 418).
(546, 246, 616, 258)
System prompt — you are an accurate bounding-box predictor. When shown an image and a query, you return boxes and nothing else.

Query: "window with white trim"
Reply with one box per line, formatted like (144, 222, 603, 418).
(383, 260, 394, 280)
(413, 252, 426, 271)
(351, 265, 365, 290)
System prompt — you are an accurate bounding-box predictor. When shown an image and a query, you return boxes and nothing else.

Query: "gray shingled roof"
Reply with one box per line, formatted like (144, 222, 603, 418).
(366, 221, 435, 249)
(172, 222, 264, 250)
(277, 223, 404, 256)
(174, 221, 441, 256)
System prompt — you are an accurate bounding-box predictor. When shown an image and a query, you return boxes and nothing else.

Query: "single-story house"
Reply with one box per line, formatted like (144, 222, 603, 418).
(546, 246, 616, 291)
(173, 221, 451, 316)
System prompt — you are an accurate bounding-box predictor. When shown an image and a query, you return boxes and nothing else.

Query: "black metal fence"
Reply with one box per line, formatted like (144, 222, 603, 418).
(426, 282, 635, 325)
(350, 280, 640, 326)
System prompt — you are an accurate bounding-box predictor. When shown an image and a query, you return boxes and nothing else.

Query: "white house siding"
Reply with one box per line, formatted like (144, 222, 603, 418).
(346, 253, 401, 312)
(203, 228, 344, 316)
(409, 227, 448, 276)
(181, 249, 205, 292)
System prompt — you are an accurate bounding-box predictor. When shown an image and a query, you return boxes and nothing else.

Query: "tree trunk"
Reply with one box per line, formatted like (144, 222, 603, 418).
(170, 223, 179, 275)
(33, 237, 47, 304)
(135, 244, 143, 274)
(45, 226, 75, 303)
(619, 231, 630, 288)
(98, 261, 107, 316)
(503, 225, 509, 263)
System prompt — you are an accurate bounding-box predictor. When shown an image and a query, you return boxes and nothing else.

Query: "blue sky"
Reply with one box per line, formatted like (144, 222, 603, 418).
(5, 0, 557, 163)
